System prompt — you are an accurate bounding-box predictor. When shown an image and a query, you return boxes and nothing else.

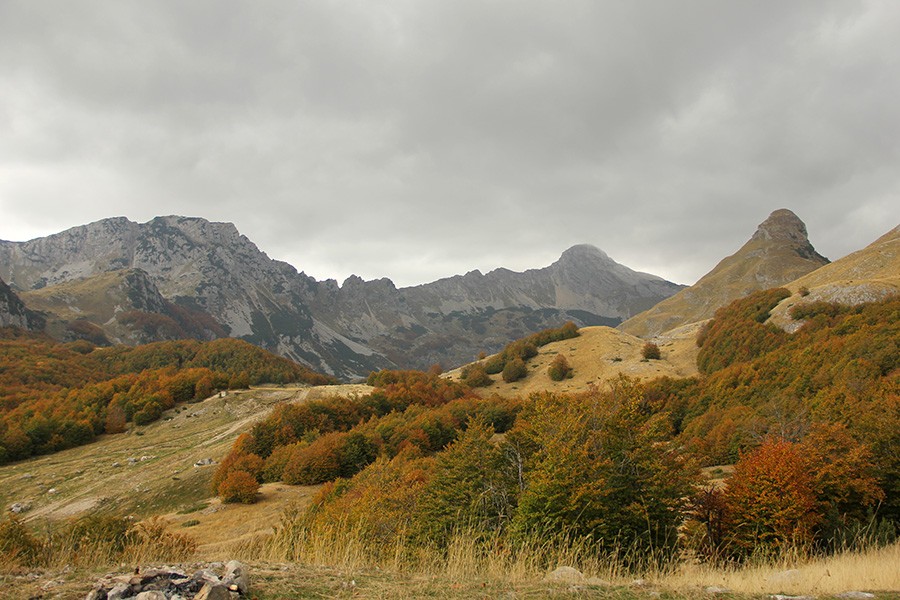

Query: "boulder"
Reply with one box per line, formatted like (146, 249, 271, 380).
(223, 560, 249, 595)
(544, 566, 585, 583)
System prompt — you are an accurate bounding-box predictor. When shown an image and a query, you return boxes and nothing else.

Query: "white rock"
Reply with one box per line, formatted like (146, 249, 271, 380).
(544, 566, 584, 583)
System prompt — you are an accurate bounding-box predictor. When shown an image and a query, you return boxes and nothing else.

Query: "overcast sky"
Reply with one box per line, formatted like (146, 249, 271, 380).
(1, 1, 898, 287)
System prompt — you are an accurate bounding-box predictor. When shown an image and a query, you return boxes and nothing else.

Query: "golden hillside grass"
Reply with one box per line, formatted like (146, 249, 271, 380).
(447, 325, 701, 397)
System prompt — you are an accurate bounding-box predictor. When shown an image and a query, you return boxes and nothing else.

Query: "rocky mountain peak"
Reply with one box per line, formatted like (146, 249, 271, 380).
(558, 244, 612, 264)
(752, 209, 808, 242)
(750, 209, 828, 262)
(619, 208, 831, 338)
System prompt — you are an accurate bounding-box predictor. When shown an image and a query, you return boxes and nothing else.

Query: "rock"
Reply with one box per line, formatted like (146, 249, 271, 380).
(585, 577, 611, 586)
(544, 566, 585, 583)
(9, 502, 31, 513)
(706, 586, 731, 594)
(106, 582, 133, 600)
(772, 595, 815, 600)
(47, 488, 58, 494)
(194, 582, 232, 600)
(135, 592, 168, 600)
(223, 560, 250, 595)
(194, 458, 215, 467)
(84, 587, 107, 600)
(837, 593, 875, 599)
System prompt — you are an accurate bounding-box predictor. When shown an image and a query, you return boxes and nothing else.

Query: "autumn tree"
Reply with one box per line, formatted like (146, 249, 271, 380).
(722, 438, 819, 558)
(218, 470, 260, 504)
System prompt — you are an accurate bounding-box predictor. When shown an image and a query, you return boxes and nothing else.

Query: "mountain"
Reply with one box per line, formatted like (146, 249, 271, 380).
(767, 223, 900, 331)
(0, 217, 683, 379)
(618, 209, 829, 338)
(0, 277, 44, 331)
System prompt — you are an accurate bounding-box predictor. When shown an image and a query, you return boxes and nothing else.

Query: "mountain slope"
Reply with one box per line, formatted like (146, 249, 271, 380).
(618, 209, 829, 338)
(767, 223, 900, 330)
(0, 217, 683, 379)
(0, 277, 45, 331)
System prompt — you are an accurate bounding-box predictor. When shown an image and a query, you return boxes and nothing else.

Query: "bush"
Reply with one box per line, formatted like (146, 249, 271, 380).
(547, 354, 572, 381)
(460, 363, 492, 387)
(641, 342, 661, 360)
(218, 470, 260, 504)
(501, 357, 527, 383)
(283, 432, 345, 485)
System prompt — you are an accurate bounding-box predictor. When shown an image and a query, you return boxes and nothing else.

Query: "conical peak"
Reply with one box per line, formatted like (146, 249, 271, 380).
(751, 209, 810, 244)
(559, 244, 611, 263)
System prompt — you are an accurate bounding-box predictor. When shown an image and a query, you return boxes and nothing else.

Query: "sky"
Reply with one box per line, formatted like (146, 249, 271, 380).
(1, 1, 898, 288)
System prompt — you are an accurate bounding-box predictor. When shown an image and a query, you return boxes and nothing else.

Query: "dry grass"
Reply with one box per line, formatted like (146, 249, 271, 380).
(233, 513, 900, 596)
(662, 543, 900, 595)
(447, 325, 700, 398)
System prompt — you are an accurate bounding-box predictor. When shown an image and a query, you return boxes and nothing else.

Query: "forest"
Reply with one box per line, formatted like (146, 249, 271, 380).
(0, 331, 334, 463)
(213, 292, 899, 563)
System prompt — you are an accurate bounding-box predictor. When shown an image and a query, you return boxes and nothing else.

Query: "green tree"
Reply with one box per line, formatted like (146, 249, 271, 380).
(415, 418, 517, 545)
(511, 378, 699, 556)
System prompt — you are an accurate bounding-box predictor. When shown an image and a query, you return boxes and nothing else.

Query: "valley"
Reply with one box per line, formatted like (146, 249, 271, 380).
(0, 210, 898, 599)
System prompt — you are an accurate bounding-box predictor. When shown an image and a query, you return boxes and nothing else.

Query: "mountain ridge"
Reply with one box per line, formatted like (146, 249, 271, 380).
(0, 216, 683, 379)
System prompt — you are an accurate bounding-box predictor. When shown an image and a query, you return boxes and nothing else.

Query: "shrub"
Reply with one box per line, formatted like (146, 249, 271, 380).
(501, 358, 527, 383)
(218, 470, 260, 504)
(282, 432, 345, 485)
(547, 354, 572, 381)
(460, 363, 492, 387)
(641, 342, 661, 360)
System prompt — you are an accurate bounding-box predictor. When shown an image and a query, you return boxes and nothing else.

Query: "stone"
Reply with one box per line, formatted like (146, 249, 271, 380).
(772, 595, 815, 600)
(194, 458, 215, 467)
(837, 593, 875, 599)
(544, 566, 585, 583)
(706, 586, 731, 594)
(9, 502, 31, 513)
(223, 559, 250, 595)
(106, 582, 133, 600)
(135, 592, 168, 600)
(84, 587, 106, 600)
(194, 582, 233, 600)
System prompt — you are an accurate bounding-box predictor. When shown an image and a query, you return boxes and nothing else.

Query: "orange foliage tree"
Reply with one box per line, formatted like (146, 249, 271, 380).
(722, 438, 819, 557)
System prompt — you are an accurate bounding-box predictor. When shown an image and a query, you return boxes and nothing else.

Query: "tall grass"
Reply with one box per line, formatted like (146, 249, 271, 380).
(227, 508, 900, 594)
(0, 515, 197, 572)
(230, 508, 677, 584)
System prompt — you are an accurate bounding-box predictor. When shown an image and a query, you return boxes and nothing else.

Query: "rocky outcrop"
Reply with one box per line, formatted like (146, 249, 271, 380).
(85, 561, 249, 600)
(1, 216, 684, 379)
(0, 277, 44, 331)
(619, 209, 830, 338)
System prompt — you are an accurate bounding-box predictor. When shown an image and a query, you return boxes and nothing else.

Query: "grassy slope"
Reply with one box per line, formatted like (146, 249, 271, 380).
(447, 325, 701, 397)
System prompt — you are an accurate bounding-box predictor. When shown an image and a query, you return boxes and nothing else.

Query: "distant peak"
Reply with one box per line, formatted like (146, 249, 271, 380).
(559, 244, 611, 262)
(751, 209, 810, 244)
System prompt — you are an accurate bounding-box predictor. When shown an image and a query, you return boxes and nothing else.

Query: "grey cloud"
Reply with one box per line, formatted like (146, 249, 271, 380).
(0, 1, 897, 288)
